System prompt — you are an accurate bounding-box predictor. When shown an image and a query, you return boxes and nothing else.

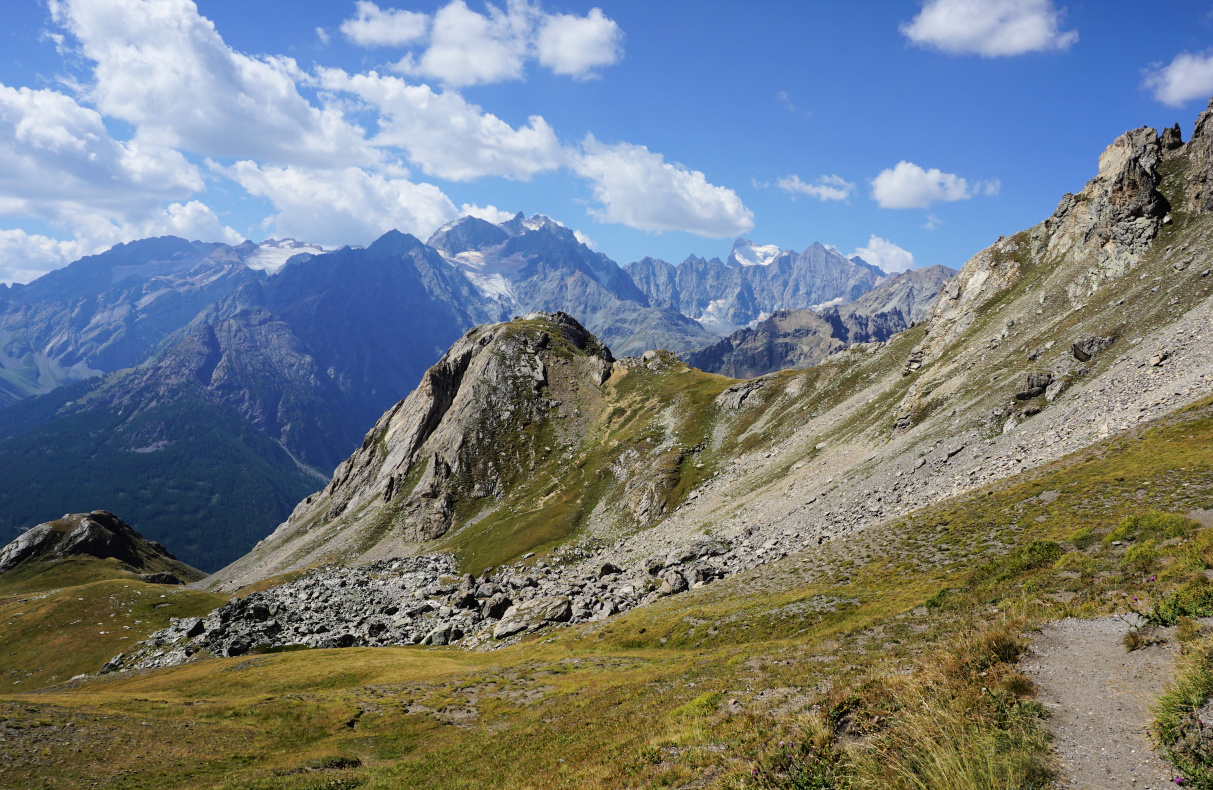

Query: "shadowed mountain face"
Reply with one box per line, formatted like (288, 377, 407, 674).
(625, 241, 887, 335)
(684, 265, 956, 378)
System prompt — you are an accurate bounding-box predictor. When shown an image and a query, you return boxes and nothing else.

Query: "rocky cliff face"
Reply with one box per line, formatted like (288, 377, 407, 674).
(625, 243, 886, 335)
(209, 312, 617, 589)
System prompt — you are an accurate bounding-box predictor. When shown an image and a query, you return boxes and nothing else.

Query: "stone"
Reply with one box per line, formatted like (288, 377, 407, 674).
(644, 558, 665, 576)
(492, 596, 572, 639)
(1151, 351, 1169, 367)
(597, 562, 622, 578)
(1015, 371, 1053, 400)
(1071, 336, 1114, 362)
(714, 380, 764, 410)
(481, 593, 513, 619)
(422, 623, 463, 646)
(139, 572, 183, 585)
(659, 570, 688, 595)
(452, 591, 479, 610)
(1045, 378, 1068, 403)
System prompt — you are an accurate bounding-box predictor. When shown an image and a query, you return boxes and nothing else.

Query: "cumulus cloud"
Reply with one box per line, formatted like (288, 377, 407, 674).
(383, 0, 622, 86)
(223, 161, 458, 247)
(573, 229, 596, 248)
(340, 1, 428, 47)
(773, 174, 855, 202)
(319, 68, 566, 181)
(394, 0, 536, 87)
(574, 137, 754, 237)
(535, 8, 623, 79)
(871, 161, 998, 209)
(50, 0, 375, 166)
(852, 235, 915, 274)
(901, 0, 1077, 57)
(1144, 51, 1213, 108)
(459, 203, 517, 225)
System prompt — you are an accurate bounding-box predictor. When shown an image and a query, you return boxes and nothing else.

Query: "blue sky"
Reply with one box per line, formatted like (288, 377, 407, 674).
(2, 0, 1213, 283)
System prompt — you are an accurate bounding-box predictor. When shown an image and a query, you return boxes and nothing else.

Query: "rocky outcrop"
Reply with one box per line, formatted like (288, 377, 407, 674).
(904, 123, 1174, 381)
(1072, 336, 1114, 362)
(0, 510, 203, 581)
(205, 312, 617, 591)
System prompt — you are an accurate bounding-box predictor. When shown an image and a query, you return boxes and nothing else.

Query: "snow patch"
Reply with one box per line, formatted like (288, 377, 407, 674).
(731, 240, 783, 267)
(243, 239, 325, 275)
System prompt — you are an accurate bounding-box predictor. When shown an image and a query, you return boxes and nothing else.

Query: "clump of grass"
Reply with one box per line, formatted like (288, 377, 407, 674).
(845, 620, 1053, 790)
(1153, 638, 1213, 788)
(673, 691, 723, 718)
(1123, 626, 1160, 652)
(1105, 511, 1200, 546)
(1179, 617, 1204, 644)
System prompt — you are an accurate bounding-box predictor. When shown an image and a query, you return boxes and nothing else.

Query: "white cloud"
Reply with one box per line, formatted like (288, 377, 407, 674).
(852, 235, 915, 273)
(340, 1, 428, 47)
(50, 0, 375, 167)
(315, 27, 330, 45)
(223, 161, 458, 247)
(901, 0, 1077, 57)
(574, 137, 754, 237)
(1145, 51, 1213, 108)
(319, 68, 566, 181)
(775, 174, 855, 202)
(459, 203, 516, 224)
(388, 0, 623, 87)
(573, 229, 595, 248)
(535, 8, 623, 79)
(0, 83, 202, 218)
(871, 161, 997, 209)
(394, 0, 536, 88)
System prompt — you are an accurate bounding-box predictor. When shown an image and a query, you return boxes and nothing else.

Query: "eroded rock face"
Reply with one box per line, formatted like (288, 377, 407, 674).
(207, 312, 616, 590)
(1072, 336, 1115, 362)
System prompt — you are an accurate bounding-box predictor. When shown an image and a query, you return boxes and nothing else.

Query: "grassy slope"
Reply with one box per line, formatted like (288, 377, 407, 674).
(1, 394, 1210, 788)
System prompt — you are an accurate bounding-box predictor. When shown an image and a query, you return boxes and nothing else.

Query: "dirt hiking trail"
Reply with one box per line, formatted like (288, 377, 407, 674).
(1024, 617, 1180, 789)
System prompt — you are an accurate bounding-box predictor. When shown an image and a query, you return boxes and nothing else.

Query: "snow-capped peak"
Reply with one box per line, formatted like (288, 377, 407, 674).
(729, 239, 784, 267)
(241, 239, 325, 275)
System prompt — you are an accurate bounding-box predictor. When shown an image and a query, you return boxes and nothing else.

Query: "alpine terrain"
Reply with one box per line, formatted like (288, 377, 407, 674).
(3, 107, 1213, 790)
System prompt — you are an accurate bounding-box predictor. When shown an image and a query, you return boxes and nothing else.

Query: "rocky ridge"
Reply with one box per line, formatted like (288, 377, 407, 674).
(0, 510, 204, 583)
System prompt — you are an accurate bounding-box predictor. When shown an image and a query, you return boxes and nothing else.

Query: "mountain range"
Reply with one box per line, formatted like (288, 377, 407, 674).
(0, 213, 918, 570)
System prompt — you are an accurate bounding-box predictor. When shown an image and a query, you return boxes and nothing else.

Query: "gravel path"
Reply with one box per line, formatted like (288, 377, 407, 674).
(1023, 618, 1179, 789)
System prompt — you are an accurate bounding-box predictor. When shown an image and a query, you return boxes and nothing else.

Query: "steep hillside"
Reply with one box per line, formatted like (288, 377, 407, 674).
(685, 265, 955, 378)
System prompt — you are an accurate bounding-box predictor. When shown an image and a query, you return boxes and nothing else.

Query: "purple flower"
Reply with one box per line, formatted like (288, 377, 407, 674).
(1176, 777, 1184, 785)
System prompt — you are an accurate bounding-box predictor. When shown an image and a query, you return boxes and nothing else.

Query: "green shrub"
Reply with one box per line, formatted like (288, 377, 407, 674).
(1147, 577, 1213, 626)
(1124, 540, 1159, 575)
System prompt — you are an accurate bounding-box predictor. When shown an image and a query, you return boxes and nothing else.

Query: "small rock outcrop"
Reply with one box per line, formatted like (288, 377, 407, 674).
(0, 510, 203, 581)
(1072, 336, 1115, 362)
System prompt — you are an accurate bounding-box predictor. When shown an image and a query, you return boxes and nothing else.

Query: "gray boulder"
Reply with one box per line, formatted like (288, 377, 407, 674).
(492, 596, 572, 639)
(1015, 371, 1053, 400)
